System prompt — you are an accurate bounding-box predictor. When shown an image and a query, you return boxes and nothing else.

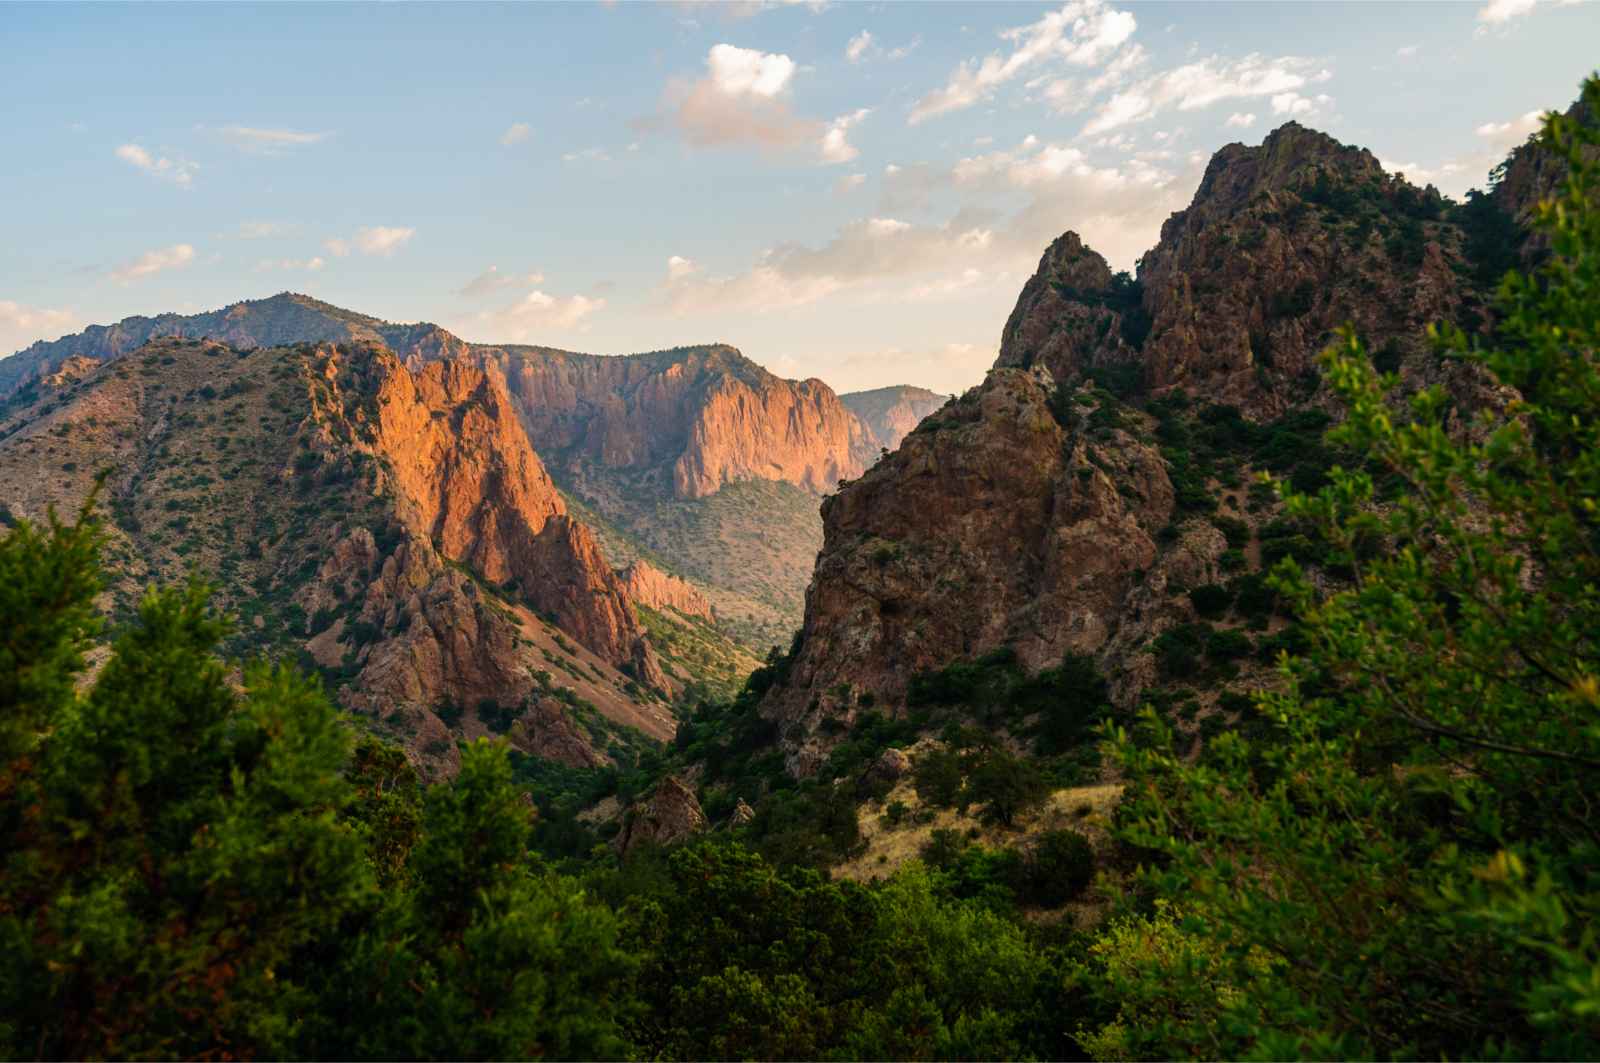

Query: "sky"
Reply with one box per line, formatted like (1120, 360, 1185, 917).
(2, 1, 1595, 395)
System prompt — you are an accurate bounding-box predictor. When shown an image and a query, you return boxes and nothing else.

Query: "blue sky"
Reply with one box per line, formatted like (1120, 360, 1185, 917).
(2, 0, 1595, 393)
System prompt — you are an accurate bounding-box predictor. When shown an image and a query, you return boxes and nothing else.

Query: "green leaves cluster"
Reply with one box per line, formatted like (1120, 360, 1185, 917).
(0, 501, 632, 1059)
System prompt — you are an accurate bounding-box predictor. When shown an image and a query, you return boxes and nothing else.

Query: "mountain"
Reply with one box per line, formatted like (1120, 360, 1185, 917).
(0, 336, 680, 778)
(4, 301, 919, 650)
(758, 116, 1550, 775)
(840, 385, 951, 452)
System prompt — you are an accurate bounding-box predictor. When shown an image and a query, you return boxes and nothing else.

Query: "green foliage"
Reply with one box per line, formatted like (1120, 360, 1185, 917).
(1102, 84, 1600, 1059)
(0, 507, 633, 1059)
(619, 840, 1071, 1060)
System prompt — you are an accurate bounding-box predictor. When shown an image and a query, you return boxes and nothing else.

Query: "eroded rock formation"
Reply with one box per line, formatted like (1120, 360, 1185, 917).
(618, 558, 715, 620)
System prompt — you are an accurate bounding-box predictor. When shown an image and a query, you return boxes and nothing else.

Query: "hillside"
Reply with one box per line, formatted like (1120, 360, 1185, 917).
(0, 337, 679, 777)
(5, 301, 920, 650)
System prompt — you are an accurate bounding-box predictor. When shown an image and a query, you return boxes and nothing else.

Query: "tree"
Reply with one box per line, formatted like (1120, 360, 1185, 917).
(0, 500, 371, 1059)
(0, 502, 635, 1060)
(1099, 78, 1600, 1059)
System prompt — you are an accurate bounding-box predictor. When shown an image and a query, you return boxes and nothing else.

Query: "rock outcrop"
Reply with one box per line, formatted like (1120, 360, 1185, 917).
(618, 558, 714, 620)
(764, 368, 1177, 775)
(614, 775, 708, 855)
(840, 385, 951, 452)
(1000, 122, 1483, 417)
(763, 109, 1575, 775)
(309, 347, 665, 689)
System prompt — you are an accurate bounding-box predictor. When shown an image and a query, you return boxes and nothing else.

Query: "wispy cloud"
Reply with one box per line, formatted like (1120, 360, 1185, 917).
(847, 30, 919, 64)
(0, 300, 80, 355)
(217, 125, 332, 153)
(473, 290, 606, 339)
(323, 226, 415, 258)
(1081, 54, 1332, 136)
(500, 122, 533, 146)
(115, 143, 197, 188)
(911, 1, 1137, 124)
(110, 243, 196, 284)
(457, 265, 545, 298)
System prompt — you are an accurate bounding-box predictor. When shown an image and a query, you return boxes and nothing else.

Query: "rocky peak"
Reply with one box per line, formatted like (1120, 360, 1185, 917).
(841, 386, 953, 452)
(759, 97, 1589, 776)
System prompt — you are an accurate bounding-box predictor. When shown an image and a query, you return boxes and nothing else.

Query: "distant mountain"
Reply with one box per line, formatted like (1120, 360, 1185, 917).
(0, 336, 689, 778)
(840, 385, 952, 452)
(3, 294, 932, 649)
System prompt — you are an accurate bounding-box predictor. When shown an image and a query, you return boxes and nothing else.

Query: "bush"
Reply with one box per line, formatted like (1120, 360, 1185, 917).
(1019, 829, 1095, 906)
(1189, 584, 1235, 619)
(914, 746, 965, 807)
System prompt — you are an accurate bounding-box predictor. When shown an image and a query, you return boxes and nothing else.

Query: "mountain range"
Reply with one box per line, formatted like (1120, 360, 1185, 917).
(3, 301, 947, 651)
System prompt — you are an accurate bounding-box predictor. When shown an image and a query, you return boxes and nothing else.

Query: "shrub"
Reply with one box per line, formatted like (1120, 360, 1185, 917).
(1019, 829, 1095, 906)
(1189, 584, 1234, 619)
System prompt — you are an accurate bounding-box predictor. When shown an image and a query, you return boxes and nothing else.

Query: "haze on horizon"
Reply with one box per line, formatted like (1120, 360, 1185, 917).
(3, 0, 1596, 395)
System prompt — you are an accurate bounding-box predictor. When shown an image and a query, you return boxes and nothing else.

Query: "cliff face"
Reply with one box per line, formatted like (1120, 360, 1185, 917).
(0, 337, 673, 779)
(763, 369, 1185, 775)
(764, 114, 1558, 775)
(471, 344, 875, 500)
(618, 559, 715, 621)
(349, 351, 664, 686)
(840, 385, 951, 452)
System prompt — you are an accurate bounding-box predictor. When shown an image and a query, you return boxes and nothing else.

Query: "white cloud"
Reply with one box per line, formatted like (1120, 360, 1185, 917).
(562, 147, 612, 163)
(254, 256, 325, 272)
(1477, 0, 1539, 21)
(846, 30, 918, 64)
(709, 42, 796, 96)
(1271, 91, 1333, 118)
(115, 143, 198, 188)
(819, 108, 871, 164)
(110, 243, 196, 284)
(217, 125, 331, 153)
(1396, 44, 1420, 58)
(0, 301, 79, 355)
(910, 0, 1138, 123)
(500, 122, 533, 146)
(1475, 0, 1583, 31)
(457, 265, 545, 298)
(1476, 109, 1544, 147)
(1225, 112, 1257, 128)
(654, 43, 819, 149)
(323, 226, 415, 258)
(651, 42, 867, 164)
(1082, 53, 1331, 135)
(475, 290, 606, 339)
